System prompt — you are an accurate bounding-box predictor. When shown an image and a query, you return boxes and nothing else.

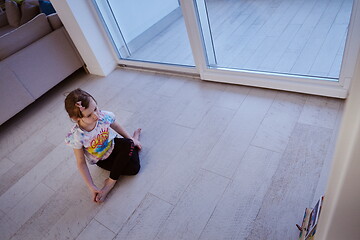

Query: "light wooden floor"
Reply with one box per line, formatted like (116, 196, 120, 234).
(0, 68, 344, 240)
(131, 0, 353, 79)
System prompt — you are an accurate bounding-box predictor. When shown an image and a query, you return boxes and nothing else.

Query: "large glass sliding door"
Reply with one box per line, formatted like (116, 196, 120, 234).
(93, 0, 358, 98)
(197, 0, 354, 79)
(93, 0, 195, 67)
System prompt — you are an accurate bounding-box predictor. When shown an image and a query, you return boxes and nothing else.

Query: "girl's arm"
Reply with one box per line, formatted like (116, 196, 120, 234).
(110, 121, 142, 149)
(73, 148, 100, 202)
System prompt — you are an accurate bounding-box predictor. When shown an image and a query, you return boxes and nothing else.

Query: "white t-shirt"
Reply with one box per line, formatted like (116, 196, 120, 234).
(65, 111, 117, 164)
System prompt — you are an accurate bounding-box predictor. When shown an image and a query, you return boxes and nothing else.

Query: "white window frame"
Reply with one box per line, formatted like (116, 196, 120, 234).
(181, 0, 360, 99)
(94, 0, 360, 99)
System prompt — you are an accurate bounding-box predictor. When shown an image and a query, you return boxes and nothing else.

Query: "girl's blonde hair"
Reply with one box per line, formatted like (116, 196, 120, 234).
(64, 88, 96, 119)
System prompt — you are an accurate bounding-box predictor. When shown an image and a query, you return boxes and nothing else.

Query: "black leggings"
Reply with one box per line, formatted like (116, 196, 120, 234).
(96, 138, 140, 180)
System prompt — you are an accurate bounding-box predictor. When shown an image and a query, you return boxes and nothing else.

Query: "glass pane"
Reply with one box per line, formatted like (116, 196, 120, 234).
(195, 0, 354, 79)
(96, 0, 195, 66)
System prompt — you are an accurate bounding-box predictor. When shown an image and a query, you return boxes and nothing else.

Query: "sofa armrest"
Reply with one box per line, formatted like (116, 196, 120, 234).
(3, 27, 83, 99)
(0, 65, 34, 125)
(47, 13, 62, 30)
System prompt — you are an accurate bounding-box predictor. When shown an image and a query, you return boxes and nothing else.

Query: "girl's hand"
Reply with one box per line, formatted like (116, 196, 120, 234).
(90, 186, 101, 203)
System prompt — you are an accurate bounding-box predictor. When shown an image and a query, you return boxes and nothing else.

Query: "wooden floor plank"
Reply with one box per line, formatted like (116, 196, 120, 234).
(10, 171, 95, 240)
(298, 95, 341, 129)
(0, 157, 15, 177)
(7, 183, 54, 228)
(246, 123, 333, 240)
(154, 169, 229, 240)
(0, 210, 18, 240)
(259, 23, 301, 72)
(149, 106, 235, 205)
(199, 146, 281, 240)
(312, 101, 344, 205)
(290, 0, 345, 76)
(76, 219, 115, 240)
(115, 194, 173, 240)
(309, 23, 348, 76)
(251, 91, 307, 153)
(202, 88, 277, 178)
(0, 143, 61, 213)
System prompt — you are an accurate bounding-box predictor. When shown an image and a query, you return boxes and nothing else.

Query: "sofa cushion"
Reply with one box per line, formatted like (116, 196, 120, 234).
(20, 1, 40, 25)
(0, 13, 52, 60)
(0, 11, 9, 28)
(3, 28, 83, 99)
(5, 0, 21, 27)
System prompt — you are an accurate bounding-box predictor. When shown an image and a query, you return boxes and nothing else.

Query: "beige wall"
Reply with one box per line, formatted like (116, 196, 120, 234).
(316, 45, 360, 240)
(51, 0, 117, 76)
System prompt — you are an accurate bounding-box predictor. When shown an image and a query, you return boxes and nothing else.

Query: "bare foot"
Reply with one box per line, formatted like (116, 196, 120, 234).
(132, 128, 142, 150)
(133, 128, 141, 140)
(97, 178, 116, 203)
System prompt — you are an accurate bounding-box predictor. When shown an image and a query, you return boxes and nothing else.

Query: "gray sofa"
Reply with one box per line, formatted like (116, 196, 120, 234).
(0, 4, 83, 125)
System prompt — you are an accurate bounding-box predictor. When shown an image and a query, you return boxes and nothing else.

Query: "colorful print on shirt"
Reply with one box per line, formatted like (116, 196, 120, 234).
(86, 127, 112, 159)
(65, 111, 117, 164)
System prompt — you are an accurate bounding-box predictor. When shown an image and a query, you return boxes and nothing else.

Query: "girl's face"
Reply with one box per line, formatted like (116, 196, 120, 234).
(77, 98, 99, 125)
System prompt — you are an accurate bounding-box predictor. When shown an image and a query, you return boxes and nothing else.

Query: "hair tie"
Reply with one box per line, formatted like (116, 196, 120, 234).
(75, 101, 85, 111)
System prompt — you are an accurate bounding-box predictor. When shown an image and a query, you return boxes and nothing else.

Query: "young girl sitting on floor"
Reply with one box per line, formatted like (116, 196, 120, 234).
(64, 88, 141, 203)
